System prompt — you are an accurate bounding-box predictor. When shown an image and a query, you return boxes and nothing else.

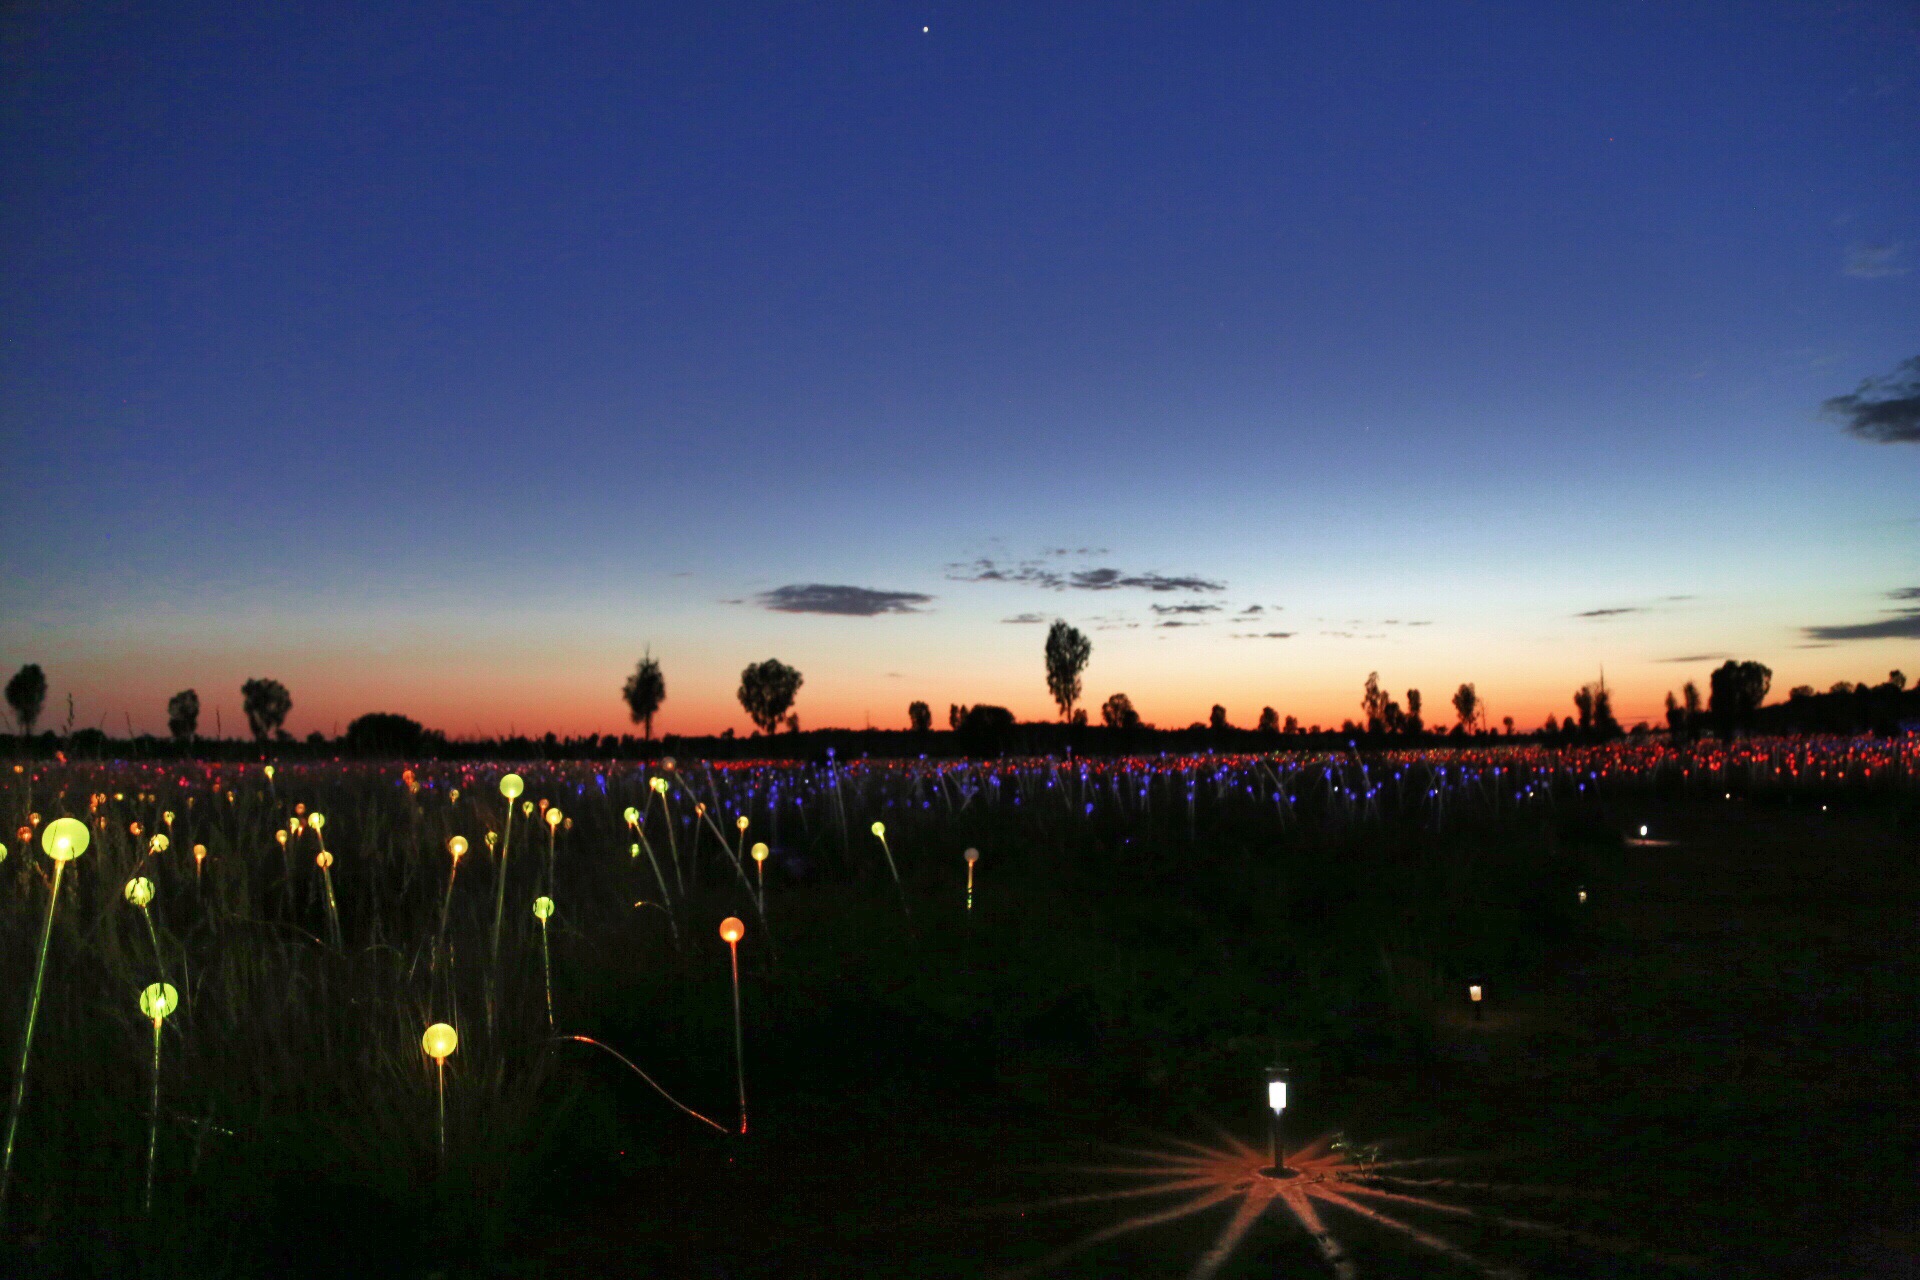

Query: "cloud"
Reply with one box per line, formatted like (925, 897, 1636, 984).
(1240, 605, 1264, 615)
(1155, 619, 1196, 628)
(1001, 612, 1046, 624)
(1656, 653, 1730, 663)
(1844, 242, 1909, 278)
(1575, 607, 1644, 618)
(1232, 631, 1296, 639)
(1889, 586, 1920, 601)
(1151, 602, 1221, 616)
(1802, 609, 1920, 642)
(946, 558, 1226, 593)
(756, 584, 932, 616)
(1070, 568, 1226, 592)
(1822, 356, 1920, 444)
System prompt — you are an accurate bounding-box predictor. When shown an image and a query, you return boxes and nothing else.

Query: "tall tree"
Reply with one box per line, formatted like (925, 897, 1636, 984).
(1361, 672, 1390, 732)
(166, 689, 200, 742)
(737, 659, 803, 734)
(1257, 706, 1280, 734)
(1404, 689, 1424, 734)
(622, 651, 667, 739)
(1100, 692, 1140, 730)
(1209, 704, 1229, 731)
(1451, 683, 1479, 733)
(5, 664, 48, 736)
(1708, 660, 1772, 741)
(906, 700, 932, 732)
(1043, 620, 1092, 722)
(241, 679, 292, 742)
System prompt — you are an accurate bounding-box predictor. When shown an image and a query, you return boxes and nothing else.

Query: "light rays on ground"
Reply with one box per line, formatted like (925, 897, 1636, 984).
(984, 1127, 1697, 1279)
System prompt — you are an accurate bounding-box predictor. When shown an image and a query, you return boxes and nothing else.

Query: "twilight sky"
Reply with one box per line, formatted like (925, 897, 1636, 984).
(2, 2, 1915, 739)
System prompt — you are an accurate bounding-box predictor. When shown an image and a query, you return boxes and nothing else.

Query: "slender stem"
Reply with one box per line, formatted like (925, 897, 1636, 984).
(489, 805, 514, 1033)
(320, 866, 342, 949)
(539, 921, 554, 1034)
(436, 1060, 446, 1162)
(437, 861, 459, 951)
(141, 905, 168, 986)
(0, 860, 66, 1214)
(144, 1018, 162, 1214)
(728, 942, 747, 1136)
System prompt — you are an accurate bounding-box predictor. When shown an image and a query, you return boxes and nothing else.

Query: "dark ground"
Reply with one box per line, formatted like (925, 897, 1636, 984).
(528, 798, 1916, 1279)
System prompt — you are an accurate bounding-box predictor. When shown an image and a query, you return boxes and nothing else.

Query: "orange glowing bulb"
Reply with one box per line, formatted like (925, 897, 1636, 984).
(316, 850, 333, 869)
(275, 830, 288, 848)
(193, 844, 206, 868)
(719, 917, 745, 945)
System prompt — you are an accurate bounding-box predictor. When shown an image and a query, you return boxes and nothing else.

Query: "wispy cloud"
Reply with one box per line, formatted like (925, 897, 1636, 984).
(1575, 607, 1644, 618)
(1232, 631, 1296, 639)
(1844, 242, 1909, 279)
(1001, 612, 1046, 624)
(756, 584, 932, 616)
(1151, 602, 1221, 616)
(1823, 356, 1920, 444)
(1802, 588, 1920, 642)
(946, 558, 1225, 593)
(1656, 653, 1729, 663)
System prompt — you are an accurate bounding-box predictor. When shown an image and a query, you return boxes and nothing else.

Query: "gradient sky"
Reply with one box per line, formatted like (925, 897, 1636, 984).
(3, 2, 1915, 739)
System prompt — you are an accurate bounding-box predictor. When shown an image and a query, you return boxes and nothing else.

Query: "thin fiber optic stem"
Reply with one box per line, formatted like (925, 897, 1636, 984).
(0, 860, 66, 1214)
(144, 1019, 162, 1214)
(729, 942, 747, 1136)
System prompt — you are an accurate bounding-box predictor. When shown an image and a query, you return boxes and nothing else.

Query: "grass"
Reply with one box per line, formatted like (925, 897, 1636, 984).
(0, 747, 1911, 1277)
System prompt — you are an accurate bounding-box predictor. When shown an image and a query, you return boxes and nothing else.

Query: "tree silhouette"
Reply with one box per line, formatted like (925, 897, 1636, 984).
(1708, 660, 1771, 741)
(948, 703, 964, 730)
(907, 700, 932, 732)
(166, 689, 200, 742)
(1362, 672, 1390, 733)
(1257, 706, 1279, 734)
(1451, 683, 1479, 733)
(622, 651, 667, 739)
(6, 664, 47, 736)
(1404, 689, 1423, 734)
(738, 659, 803, 734)
(344, 712, 426, 757)
(1502, 715, 1514, 735)
(1209, 704, 1229, 731)
(240, 678, 292, 743)
(1100, 692, 1141, 730)
(1044, 620, 1092, 722)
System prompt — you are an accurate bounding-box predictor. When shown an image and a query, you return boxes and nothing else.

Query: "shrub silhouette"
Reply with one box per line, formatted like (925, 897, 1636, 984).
(6, 664, 47, 736)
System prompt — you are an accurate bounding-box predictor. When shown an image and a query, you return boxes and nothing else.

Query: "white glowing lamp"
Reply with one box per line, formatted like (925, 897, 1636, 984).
(1469, 983, 1483, 1003)
(1268, 1077, 1287, 1113)
(1638, 824, 1647, 837)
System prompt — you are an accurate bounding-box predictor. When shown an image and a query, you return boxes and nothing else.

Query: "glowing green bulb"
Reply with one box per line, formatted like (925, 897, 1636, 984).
(533, 896, 554, 921)
(139, 983, 179, 1021)
(41, 817, 89, 861)
(125, 877, 155, 907)
(870, 822, 885, 838)
(500, 773, 524, 800)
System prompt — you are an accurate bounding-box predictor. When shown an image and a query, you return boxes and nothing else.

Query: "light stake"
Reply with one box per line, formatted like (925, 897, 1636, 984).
(139, 983, 179, 1214)
(490, 774, 524, 1010)
(964, 847, 979, 912)
(1260, 1064, 1297, 1178)
(533, 897, 556, 1032)
(422, 1022, 458, 1159)
(719, 917, 748, 1135)
(751, 841, 768, 897)
(1, 816, 90, 1213)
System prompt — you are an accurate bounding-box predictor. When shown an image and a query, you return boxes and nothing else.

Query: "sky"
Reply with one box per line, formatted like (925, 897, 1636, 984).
(2, 1, 1915, 740)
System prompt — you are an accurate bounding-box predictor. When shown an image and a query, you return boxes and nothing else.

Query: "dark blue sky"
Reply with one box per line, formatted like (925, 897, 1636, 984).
(3, 2, 1914, 736)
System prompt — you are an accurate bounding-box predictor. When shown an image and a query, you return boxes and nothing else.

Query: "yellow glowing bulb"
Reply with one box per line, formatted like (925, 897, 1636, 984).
(422, 1022, 458, 1062)
(500, 773, 524, 800)
(736, 816, 749, 832)
(316, 850, 333, 869)
(163, 810, 174, 826)
(448, 836, 469, 859)
(964, 847, 979, 865)
(264, 766, 274, 780)
(870, 822, 885, 838)
(623, 806, 639, 826)
(193, 844, 206, 865)
(1469, 984, 1483, 1002)
(275, 830, 288, 847)
(149, 833, 169, 854)
(751, 842, 768, 863)
(486, 831, 498, 850)
(450, 788, 460, 802)
(630, 842, 640, 857)
(308, 812, 325, 831)
(0, 843, 7, 864)
(650, 777, 667, 795)
(125, 877, 155, 906)
(140, 983, 179, 1022)
(719, 916, 745, 945)
(533, 896, 554, 921)
(521, 801, 533, 817)
(546, 808, 562, 828)
(42, 817, 90, 861)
